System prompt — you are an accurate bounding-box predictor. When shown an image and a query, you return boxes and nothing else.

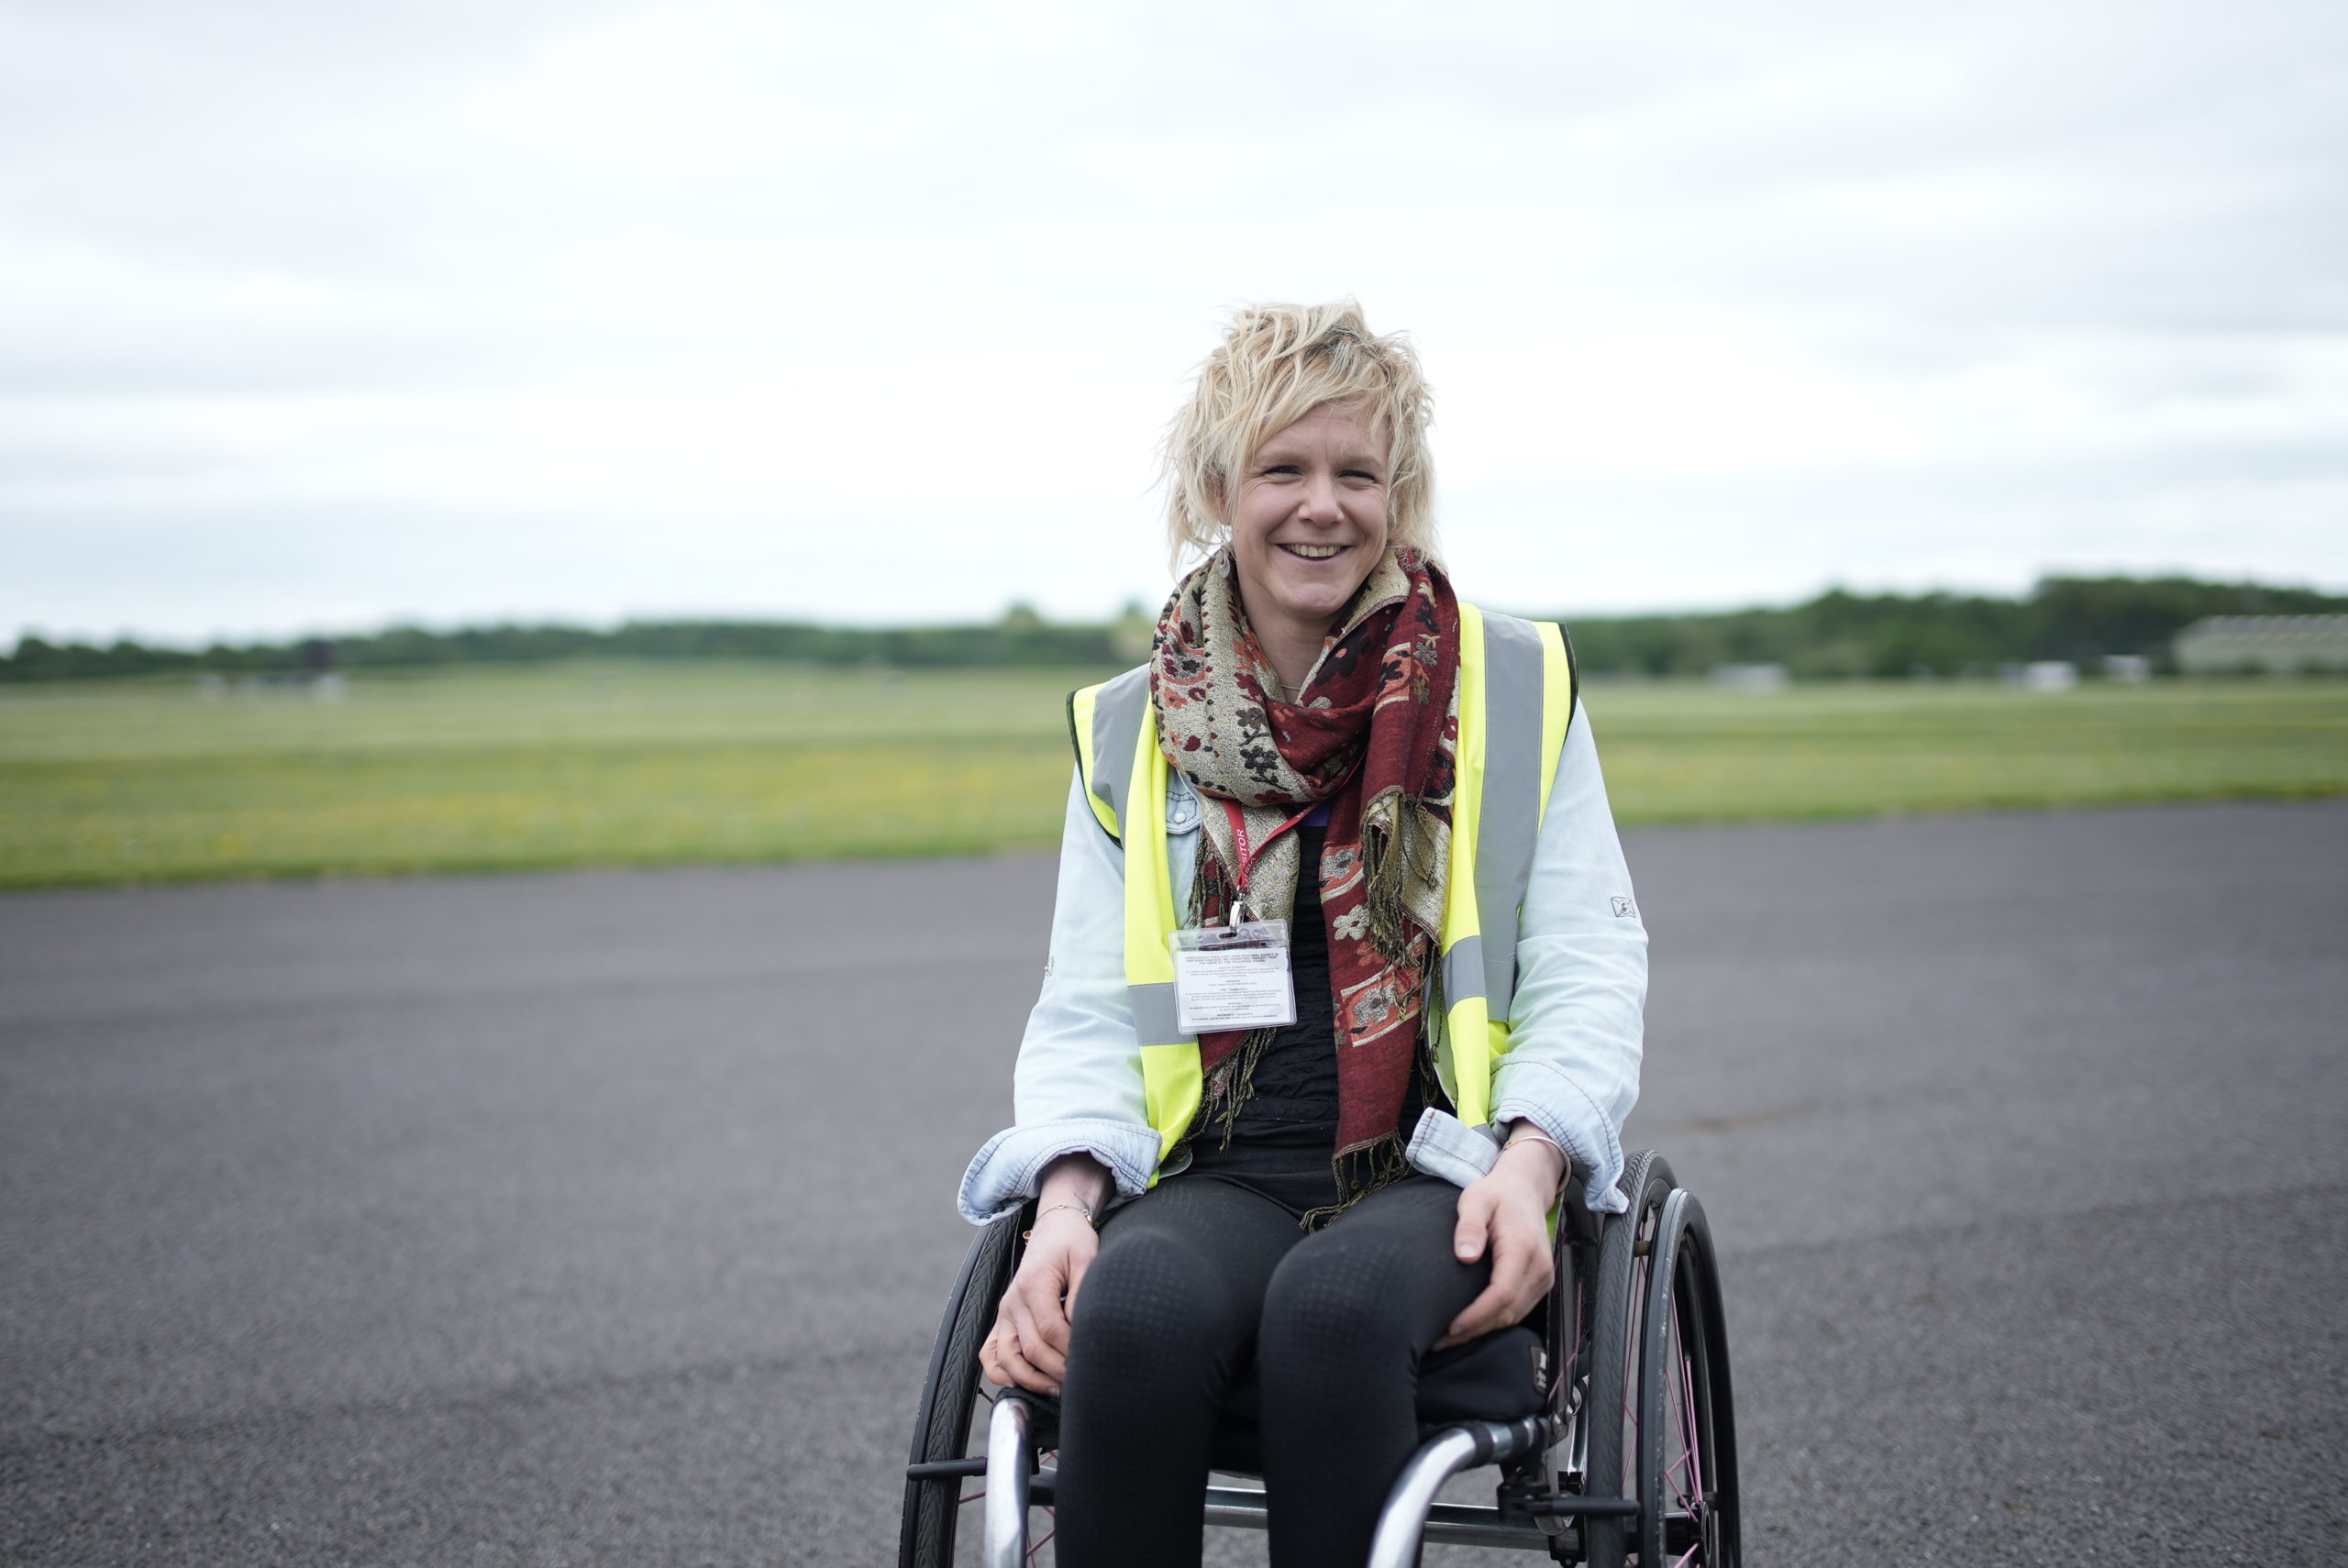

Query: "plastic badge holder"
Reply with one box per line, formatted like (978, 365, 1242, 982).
(1169, 919, 1298, 1034)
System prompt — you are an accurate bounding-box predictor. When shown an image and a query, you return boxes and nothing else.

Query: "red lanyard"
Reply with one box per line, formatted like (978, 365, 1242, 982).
(1221, 799, 1319, 921)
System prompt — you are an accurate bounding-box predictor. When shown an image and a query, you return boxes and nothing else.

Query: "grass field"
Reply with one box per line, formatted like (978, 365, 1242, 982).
(3, 662, 2342, 887)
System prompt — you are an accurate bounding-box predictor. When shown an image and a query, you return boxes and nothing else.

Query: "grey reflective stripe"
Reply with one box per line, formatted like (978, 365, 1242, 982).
(1129, 982, 1191, 1047)
(1474, 612, 1551, 1019)
(1089, 666, 1153, 841)
(1442, 933, 1486, 1007)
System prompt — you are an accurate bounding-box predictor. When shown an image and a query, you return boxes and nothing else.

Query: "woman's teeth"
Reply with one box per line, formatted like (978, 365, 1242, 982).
(1279, 543, 1344, 559)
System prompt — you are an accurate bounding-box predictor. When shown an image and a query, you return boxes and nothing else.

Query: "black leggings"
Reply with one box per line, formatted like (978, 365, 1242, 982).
(1051, 1174, 1487, 1568)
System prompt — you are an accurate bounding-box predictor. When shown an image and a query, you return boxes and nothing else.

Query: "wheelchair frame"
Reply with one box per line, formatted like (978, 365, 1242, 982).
(899, 1149, 1738, 1567)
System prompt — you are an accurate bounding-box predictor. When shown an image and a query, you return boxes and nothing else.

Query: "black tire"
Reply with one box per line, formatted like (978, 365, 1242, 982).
(1582, 1150, 1673, 1568)
(1635, 1188, 1740, 1568)
(1534, 1176, 1587, 1474)
(898, 1211, 1024, 1568)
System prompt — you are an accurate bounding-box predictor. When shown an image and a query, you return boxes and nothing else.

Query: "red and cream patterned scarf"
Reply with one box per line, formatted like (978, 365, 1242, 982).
(1150, 544, 1461, 1214)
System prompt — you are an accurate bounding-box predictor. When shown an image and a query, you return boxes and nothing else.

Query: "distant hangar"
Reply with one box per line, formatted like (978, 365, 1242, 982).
(2173, 614, 2348, 676)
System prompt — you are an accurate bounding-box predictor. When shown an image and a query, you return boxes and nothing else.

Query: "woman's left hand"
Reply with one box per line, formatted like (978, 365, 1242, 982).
(1434, 1139, 1563, 1350)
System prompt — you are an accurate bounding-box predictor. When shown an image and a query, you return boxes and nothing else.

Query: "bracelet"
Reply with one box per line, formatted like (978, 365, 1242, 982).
(1024, 1199, 1098, 1240)
(1500, 1125, 1570, 1190)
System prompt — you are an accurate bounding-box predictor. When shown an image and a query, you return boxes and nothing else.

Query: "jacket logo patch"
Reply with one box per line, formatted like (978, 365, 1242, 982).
(1610, 896, 1636, 919)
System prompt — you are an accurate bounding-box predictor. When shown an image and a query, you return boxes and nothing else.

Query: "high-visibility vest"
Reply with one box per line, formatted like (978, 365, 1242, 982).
(1068, 603, 1578, 1173)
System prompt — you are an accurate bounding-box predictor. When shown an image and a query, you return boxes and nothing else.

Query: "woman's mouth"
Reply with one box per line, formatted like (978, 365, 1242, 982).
(1277, 542, 1346, 560)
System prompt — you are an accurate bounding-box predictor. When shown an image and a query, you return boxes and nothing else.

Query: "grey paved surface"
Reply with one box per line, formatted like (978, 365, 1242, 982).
(2, 801, 2342, 1566)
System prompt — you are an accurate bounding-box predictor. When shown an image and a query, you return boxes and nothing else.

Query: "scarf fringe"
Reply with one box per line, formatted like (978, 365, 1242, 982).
(1199, 1024, 1278, 1146)
(1357, 823, 1411, 964)
(1301, 1132, 1414, 1231)
(1357, 790, 1443, 965)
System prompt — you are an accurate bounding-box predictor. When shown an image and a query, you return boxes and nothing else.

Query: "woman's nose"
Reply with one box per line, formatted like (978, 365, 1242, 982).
(1297, 472, 1344, 522)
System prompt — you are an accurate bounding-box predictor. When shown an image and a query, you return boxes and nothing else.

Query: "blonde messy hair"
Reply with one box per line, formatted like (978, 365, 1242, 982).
(1160, 300, 1436, 569)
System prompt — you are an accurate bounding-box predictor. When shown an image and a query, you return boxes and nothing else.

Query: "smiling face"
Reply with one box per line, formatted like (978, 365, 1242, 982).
(1227, 402, 1391, 686)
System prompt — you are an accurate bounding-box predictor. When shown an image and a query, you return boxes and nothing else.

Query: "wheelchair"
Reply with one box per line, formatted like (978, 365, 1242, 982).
(900, 1149, 1737, 1568)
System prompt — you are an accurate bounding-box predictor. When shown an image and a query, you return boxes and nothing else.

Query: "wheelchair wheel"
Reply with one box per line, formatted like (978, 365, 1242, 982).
(898, 1211, 1024, 1568)
(1635, 1187, 1739, 1568)
(1579, 1151, 1740, 1568)
(1582, 1150, 1671, 1568)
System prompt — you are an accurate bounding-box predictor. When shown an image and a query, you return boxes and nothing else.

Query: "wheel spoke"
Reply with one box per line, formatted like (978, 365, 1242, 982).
(1671, 1255, 1711, 1520)
(1678, 1354, 1703, 1503)
(1663, 1366, 1695, 1500)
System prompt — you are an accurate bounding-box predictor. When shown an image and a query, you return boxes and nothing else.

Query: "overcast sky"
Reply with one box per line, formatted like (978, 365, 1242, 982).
(4, 0, 2342, 645)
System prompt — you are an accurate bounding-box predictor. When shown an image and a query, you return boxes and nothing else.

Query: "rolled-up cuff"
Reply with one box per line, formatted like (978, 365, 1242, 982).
(1404, 1108, 1503, 1188)
(1490, 1061, 1628, 1214)
(957, 1118, 1164, 1225)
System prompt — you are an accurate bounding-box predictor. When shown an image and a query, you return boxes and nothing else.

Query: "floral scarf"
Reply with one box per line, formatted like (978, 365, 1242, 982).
(1150, 544, 1461, 1215)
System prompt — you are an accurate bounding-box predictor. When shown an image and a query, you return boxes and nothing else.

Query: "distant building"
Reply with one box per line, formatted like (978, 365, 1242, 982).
(2000, 660, 2077, 691)
(2173, 615, 2348, 675)
(1709, 663, 1789, 691)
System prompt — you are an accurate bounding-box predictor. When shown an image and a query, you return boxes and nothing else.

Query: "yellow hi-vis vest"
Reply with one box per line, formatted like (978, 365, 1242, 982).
(1067, 603, 1578, 1173)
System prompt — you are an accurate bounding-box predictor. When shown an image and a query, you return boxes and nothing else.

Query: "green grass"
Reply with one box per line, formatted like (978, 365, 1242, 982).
(1584, 679, 2348, 823)
(2, 662, 2342, 887)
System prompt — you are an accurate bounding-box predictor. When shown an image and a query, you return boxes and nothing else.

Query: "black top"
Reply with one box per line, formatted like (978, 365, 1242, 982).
(1230, 823, 1343, 1132)
(1183, 822, 1441, 1218)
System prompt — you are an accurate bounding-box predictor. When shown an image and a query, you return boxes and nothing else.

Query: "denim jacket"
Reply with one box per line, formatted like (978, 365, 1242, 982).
(958, 700, 1646, 1220)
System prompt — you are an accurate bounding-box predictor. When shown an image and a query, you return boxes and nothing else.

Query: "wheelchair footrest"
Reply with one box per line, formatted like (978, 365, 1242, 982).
(910, 1457, 1058, 1504)
(1217, 1485, 1575, 1553)
(1523, 1495, 1639, 1518)
(903, 1458, 985, 1481)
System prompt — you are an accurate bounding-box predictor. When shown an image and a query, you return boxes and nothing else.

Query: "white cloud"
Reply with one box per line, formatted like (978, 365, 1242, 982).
(2, 0, 2343, 644)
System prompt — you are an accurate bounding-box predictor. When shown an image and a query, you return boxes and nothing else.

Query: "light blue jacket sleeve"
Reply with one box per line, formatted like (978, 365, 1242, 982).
(955, 768, 1199, 1222)
(1485, 700, 1648, 1213)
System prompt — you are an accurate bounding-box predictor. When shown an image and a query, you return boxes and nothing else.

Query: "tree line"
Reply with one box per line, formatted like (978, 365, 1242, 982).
(6, 575, 2343, 684)
(1558, 576, 2348, 679)
(0, 604, 1157, 682)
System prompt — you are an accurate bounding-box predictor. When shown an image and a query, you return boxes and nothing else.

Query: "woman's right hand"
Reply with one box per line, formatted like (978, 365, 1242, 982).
(980, 1207, 1098, 1397)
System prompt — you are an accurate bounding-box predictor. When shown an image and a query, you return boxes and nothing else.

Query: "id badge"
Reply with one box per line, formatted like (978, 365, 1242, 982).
(1170, 920, 1297, 1034)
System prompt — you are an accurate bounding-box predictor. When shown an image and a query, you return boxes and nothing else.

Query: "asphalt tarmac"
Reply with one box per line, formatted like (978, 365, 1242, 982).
(3, 800, 2342, 1566)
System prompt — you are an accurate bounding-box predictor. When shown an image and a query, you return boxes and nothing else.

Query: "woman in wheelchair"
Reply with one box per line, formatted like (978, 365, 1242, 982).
(955, 302, 1647, 1568)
